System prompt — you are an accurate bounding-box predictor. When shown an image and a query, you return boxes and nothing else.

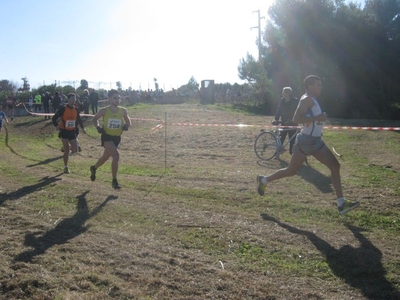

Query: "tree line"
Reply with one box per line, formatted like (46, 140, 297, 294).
(238, 0, 400, 119)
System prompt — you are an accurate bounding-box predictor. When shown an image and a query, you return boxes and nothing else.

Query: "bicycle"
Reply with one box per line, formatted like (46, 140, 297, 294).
(254, 121, 300, 161)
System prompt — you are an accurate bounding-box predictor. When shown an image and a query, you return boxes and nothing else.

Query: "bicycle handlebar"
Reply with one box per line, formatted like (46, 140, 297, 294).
(272, 120, 297, 126)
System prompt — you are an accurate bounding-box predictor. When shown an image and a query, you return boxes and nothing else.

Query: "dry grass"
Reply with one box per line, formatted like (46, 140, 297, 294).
(0, 103, 399, 299)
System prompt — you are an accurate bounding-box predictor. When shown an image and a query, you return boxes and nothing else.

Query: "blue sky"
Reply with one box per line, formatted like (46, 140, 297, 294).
(1, 0, 364, 91)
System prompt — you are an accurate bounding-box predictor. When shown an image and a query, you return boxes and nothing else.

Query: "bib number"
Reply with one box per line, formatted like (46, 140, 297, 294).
(107, 118, 122, 129)
(65, 120, 76, 128)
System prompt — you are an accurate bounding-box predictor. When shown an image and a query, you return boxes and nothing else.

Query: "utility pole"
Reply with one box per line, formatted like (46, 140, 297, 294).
(250, 9, 265, 61)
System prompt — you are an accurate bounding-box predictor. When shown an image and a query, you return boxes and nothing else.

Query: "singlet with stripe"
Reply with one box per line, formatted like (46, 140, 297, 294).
(104, 107, 124, 136)
(60, 105, 78, 131)
(300, 94, 323, 137)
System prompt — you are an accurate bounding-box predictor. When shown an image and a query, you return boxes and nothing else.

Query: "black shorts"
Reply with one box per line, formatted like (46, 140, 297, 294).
(101, 133, 121, 147)
(59, 129, 77, 140)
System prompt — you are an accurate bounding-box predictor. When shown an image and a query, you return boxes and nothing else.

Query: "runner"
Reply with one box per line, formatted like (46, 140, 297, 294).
(52, 93, 86, 173)
(6, 92, 17, 121)
(0, 105, 9, 132)
(257, 75, 359, 215)
(90, 89, 131, 189)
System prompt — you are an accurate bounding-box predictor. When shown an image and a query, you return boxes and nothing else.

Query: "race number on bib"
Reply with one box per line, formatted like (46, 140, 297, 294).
(107, 118, 122, 129)
(65, 120, 76, 128)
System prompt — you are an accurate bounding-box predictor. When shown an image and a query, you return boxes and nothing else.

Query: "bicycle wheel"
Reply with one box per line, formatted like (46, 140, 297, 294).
(254, 131, 278, 161)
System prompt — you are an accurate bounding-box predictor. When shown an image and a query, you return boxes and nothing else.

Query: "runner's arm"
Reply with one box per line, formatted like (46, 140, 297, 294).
(76, 109, 85, 130)
(92, 108, 106, 129)
(52, 107, 64, 127)
(123, 108, 131, 128)
(293, 97, 327, 124)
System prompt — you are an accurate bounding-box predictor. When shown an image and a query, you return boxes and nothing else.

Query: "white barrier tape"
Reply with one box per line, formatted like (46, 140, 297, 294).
(151, 122, 400, 133)
(20, 103, 162, 122)
(18, 104, 400, 132)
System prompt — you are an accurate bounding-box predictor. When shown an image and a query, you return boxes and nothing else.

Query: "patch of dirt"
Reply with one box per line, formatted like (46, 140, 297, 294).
(0, 105, 399, 299)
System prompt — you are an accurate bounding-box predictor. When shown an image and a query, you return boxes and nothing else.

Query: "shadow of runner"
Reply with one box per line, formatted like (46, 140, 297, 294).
(0, 175, 63, 205)
(3, 126, 62, 165)
(297, 163, 333, 194)
(26, 156, 64, 168)
(257, 158, 333, 194)
(14, 192, 118, 263)
(3, 125, 23, 158)
(260, 213, 400, 299)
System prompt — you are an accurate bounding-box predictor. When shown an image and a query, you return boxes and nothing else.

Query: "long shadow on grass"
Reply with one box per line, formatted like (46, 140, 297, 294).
(26, 156, 64, 167)
(13, 192, 118, 263)
(257, 158, 333, 193)
(0, 174, 63, 205)
(13, 118, 47, 127)
(261, 213, 400, 299)
(3, 126, 61, 164)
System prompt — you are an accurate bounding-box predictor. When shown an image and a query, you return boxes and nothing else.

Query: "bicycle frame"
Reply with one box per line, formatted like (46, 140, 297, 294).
(254, 126, 301, 161)
(274, 127, 300, 149)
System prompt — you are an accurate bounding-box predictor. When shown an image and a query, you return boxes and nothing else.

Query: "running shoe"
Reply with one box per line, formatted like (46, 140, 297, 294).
(338, 201, 360, 215)
(257, 175, 267, 196)
(90, 166, 96, 182)
(112, 179, 121, 189)
(64, 166, 70, 174)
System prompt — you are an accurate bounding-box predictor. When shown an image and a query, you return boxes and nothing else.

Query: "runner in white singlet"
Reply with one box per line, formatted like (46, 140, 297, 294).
(257, 75, 359, 215)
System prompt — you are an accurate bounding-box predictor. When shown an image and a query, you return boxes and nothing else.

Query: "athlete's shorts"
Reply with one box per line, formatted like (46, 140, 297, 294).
(59, 129, 77, 141)
(7, 105, 13, 110)
(0, 122, 3, 129)
(101, 133, 121, 147)
(293, 133, 325, 156)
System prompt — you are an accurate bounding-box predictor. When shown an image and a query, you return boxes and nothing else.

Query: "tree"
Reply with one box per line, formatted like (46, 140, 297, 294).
(36, 84, 57, 96)
(116, 81, 122, 91)
(153, 78, 159, 91)
(18, 77, 30, 92)
(186, 76, 199, 92)
(249, 0, 400, 118)
(0, 80, 16, 92)
(79, 79, 89, 90)
(62, 85, 76, 95)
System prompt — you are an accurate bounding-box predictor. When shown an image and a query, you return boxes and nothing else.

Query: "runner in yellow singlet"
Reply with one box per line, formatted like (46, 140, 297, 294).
(90, 89, 131, 189)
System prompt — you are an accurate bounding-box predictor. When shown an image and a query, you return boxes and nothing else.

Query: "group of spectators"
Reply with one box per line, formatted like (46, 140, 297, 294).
(20, 89, 101, 118)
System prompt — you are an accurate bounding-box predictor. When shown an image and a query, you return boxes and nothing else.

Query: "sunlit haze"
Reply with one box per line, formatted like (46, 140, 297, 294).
(1, 0, 364, 91)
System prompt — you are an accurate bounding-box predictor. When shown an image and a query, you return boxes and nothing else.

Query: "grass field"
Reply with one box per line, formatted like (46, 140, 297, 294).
(0, 103, 399, 299)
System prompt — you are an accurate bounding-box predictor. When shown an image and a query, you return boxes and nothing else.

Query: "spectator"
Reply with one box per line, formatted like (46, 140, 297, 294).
(89, 88, 100, 114)
(34, 93, 42, 113)
(43, 92, 51, 120)
(53, 92, 61, 112)
(28, 94, 34, 112)
(273, 87, 299, 155)
(82, 89, 90, 116)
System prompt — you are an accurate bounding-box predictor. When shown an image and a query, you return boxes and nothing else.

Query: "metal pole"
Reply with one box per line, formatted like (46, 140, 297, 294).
(251, 9, 265, 61)
(164, 112, 167, 171)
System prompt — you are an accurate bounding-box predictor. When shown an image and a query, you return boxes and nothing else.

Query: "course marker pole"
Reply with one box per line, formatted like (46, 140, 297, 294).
(164, 112, 167, 171)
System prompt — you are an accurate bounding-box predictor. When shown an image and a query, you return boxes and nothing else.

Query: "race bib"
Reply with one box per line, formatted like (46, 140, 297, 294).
(65, 120, 76, 128)
(107, 118, 122, 129)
